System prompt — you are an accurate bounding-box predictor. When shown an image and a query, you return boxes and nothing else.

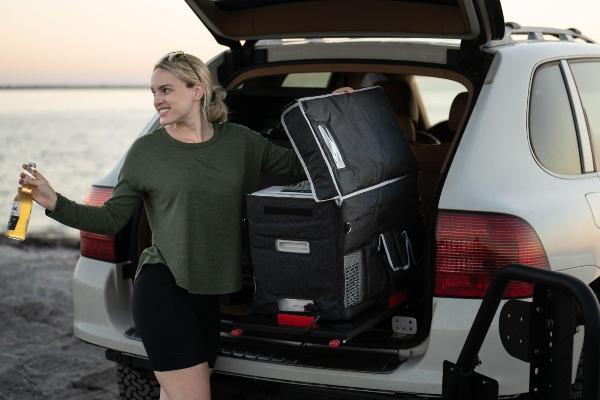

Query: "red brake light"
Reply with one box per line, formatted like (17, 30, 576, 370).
(80, 186, 117, 262)
(435, 211, 549, 298)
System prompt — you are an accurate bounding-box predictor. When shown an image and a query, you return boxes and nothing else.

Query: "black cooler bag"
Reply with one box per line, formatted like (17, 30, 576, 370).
(248, 87, 419, 321)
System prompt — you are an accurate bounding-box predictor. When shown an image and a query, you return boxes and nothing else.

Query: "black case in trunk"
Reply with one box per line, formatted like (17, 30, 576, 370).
(248, 177, 418, 320)
(248, 87, 420, 321)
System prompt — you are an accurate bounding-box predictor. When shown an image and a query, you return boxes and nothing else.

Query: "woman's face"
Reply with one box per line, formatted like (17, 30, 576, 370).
(150, 68, 202, 126)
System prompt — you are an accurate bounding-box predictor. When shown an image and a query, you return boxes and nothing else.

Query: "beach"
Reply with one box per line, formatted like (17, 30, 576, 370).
(0, 237, 118, 400)
(0, 87, 153, 399)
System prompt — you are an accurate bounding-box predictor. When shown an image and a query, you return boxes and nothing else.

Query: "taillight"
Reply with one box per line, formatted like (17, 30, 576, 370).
(435, 211, 549, 298)
(80, 186, 117, 262)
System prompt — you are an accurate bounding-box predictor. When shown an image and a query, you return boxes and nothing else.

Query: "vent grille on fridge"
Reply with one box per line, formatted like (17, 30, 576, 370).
(343, 251, 364, 308)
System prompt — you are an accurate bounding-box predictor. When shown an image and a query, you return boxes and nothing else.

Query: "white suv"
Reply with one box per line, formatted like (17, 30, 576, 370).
(72, 1, 600, 398)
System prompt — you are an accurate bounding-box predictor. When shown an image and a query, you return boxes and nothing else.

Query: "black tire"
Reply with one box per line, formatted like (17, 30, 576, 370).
(117, 363, 160, 400)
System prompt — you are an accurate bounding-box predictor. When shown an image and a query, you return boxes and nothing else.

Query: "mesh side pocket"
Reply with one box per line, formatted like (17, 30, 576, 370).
(343, 250, 365, 308)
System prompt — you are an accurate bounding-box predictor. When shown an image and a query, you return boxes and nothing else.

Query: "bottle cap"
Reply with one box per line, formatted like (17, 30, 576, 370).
(25, 162, 37, 174)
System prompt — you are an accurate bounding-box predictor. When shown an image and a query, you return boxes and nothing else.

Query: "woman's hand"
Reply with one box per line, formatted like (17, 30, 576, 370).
(19, 164, 58, 211)
(332, 86, 355, 95)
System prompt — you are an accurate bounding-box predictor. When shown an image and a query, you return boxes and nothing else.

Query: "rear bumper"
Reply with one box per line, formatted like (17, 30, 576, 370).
(210, 373, 405, 400)
(72, 256, 145, 355)
(211, 298, 532, 396)
(73, 256, 591, 397)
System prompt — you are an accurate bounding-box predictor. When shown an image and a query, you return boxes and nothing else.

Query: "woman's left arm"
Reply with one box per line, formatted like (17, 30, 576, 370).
(260, 138, 305, 178)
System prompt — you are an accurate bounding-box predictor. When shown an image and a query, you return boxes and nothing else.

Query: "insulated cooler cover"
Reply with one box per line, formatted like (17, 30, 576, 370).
(247, 180, 417, 321)
(248, 86, 420, 321)
(281, 86, 418, 202)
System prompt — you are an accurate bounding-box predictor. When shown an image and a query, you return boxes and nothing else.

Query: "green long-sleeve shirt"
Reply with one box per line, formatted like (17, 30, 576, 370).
(47, 122, 304, 294)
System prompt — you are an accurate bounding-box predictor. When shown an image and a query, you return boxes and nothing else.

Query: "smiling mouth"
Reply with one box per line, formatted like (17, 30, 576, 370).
(158, 108, 170, 115)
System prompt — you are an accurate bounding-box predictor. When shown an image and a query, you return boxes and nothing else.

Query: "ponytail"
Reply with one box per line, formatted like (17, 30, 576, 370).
(205, 86, 228, 124)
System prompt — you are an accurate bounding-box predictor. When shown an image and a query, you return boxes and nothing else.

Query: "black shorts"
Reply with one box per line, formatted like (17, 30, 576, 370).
(132, 263, 221, 372)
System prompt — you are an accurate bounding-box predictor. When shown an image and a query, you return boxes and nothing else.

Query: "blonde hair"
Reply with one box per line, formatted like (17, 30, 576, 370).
(154, 52, 228, 123)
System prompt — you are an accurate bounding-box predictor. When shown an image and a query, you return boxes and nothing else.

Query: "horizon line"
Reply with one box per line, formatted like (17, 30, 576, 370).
(0, 84, 148, 90)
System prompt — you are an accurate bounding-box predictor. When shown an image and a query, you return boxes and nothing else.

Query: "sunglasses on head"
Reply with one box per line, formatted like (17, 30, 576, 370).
(164, 51, 202, 83)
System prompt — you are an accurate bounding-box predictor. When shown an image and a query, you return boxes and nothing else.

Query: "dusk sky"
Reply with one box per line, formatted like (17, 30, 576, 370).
(1, 0, 599, 86)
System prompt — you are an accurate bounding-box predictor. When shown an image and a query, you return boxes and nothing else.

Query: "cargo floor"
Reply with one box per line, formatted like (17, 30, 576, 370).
(222, 303, 403, 343)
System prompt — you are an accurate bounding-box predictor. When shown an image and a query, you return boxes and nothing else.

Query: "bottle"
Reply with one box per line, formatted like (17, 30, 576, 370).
(5, 162, 37, 241)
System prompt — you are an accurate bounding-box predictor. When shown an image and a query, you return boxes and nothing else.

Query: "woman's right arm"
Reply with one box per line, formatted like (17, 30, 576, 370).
(20, 163, 142, 236)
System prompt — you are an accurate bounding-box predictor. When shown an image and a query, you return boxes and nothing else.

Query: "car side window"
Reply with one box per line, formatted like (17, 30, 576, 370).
(569, 61, 600, 169)
(529, 62, 581, 175)
(413, 76, 466, 126)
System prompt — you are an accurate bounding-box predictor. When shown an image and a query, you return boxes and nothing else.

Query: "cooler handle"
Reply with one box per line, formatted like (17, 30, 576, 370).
(317, 124, 346, 170)
(378, 230, 414, 272)
(275, 239, 311, 254)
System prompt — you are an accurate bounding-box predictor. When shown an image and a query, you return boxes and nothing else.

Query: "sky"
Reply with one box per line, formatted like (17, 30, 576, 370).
(1, 0, 599, 86)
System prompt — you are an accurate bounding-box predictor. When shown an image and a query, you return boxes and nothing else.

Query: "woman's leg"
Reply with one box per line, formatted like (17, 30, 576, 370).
(132, 264, 215, 400)
(155, 362, 210, 400)
(156, 294, 220, 400)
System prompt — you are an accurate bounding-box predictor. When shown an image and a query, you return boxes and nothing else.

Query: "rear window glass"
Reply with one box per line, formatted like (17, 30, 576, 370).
(414, 76, 466, 126)
(281, 72, 332, 88)
(569, 61, 600, 168)
(529, 63, 581, 175)
(235, 72, 332, 90)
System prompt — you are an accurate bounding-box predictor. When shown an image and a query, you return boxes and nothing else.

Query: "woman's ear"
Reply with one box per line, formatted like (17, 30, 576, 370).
(194, 83, 204, 101)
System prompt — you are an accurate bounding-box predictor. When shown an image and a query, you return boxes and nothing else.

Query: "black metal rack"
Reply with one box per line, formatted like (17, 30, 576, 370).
(442, 264, 600, 400)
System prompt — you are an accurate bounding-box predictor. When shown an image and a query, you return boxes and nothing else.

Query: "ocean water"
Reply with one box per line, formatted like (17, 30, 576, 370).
(0, 81, 463, 239)
(0, 89, 155, 238)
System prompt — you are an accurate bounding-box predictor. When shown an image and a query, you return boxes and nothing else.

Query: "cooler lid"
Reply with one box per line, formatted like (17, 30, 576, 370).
(281, 86, 419, 203)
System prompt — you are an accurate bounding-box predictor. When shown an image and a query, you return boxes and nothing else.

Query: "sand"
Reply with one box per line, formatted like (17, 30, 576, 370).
(0, 238, 118, 400)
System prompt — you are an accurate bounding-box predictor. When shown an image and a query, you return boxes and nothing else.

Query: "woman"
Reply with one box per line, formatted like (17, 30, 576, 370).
(18, 51, 323, 400)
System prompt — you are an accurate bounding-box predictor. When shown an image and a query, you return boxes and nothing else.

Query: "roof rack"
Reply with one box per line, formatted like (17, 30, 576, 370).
(485, 22, 596, 48)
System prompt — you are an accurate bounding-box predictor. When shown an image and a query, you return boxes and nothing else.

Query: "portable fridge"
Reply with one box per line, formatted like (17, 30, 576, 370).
(247, 86, 420, 321)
